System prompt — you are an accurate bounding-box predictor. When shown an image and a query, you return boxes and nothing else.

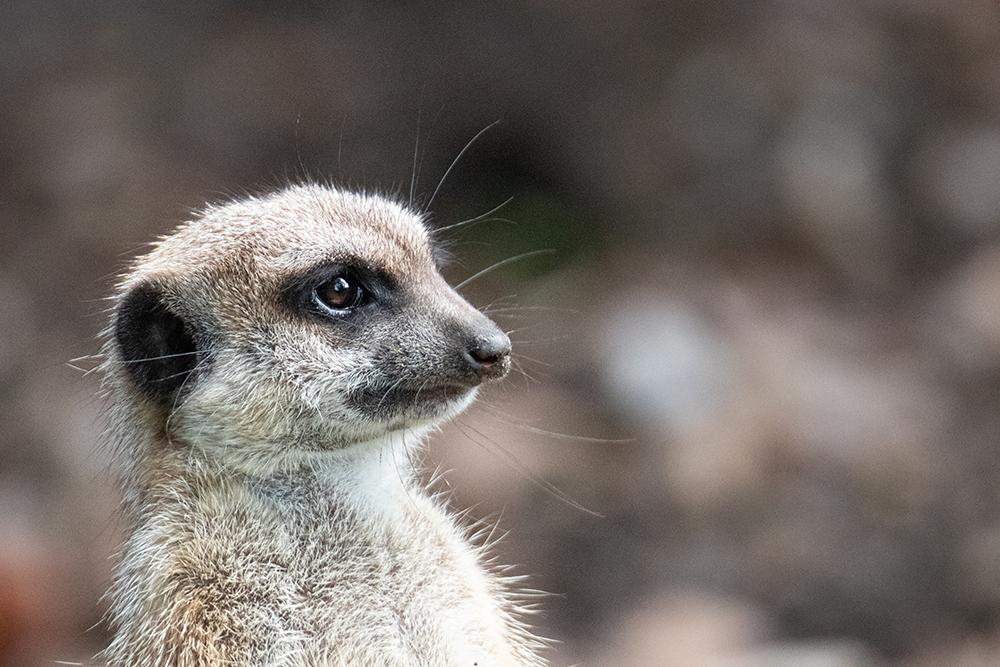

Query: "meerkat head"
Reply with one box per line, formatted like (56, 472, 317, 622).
(106, 184, 510, 466)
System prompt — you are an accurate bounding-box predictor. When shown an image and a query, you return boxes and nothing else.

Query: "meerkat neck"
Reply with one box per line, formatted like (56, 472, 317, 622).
(164, 425, 431, 480)
(297, 429, 427, 499)
(118, 426, 431, 526)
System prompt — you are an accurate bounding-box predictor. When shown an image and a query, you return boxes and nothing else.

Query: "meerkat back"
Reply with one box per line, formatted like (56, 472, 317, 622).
(100, 184, 545, 667)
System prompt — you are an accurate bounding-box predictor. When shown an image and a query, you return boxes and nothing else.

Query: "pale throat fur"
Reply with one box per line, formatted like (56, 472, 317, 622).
(99, 184, 544, 667)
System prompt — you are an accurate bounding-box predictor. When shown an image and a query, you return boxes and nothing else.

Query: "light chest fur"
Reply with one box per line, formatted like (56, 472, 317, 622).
(100, 185, 544, 666)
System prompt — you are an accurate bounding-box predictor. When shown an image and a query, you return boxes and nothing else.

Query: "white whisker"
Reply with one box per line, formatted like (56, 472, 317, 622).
(426, 119, 501, 212)
(454, 250, 555, 291)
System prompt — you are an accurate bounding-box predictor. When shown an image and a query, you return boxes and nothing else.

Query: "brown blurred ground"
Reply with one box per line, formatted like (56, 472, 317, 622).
(3, 1, 1000, 665)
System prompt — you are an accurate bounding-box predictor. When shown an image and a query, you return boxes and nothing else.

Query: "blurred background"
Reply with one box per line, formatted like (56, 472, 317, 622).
(3, 1, 1000, 665)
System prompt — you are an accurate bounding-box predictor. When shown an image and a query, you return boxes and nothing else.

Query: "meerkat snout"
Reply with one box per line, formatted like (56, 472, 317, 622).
(464, 328, 512, 379)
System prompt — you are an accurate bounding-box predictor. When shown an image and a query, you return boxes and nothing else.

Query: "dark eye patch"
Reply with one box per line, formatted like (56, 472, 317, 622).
(281, 260, 396, 322)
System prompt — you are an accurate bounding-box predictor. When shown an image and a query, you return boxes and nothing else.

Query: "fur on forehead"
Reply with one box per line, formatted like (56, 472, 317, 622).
(136, 184, 435, 282)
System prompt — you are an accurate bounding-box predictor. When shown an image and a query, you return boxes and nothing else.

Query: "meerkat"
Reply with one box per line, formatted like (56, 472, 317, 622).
(99, 183, 546, 666)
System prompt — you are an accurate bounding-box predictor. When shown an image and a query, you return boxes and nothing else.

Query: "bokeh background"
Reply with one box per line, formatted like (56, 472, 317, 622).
(3, 1, 1000, 665)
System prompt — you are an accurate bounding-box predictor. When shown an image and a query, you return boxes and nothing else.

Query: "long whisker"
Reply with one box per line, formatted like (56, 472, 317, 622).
(119, 351, 200, 364)
(508, 352, 552, 368)
(337, 113, 347, 182)
(164, 355, 212, 448)
(294, 113, 307, 179)
(484, 305, 580, 315)
(483, 314, 542, 323)
(508, 357, 541, 385)
(453, 419, 602, 517)
(67, 354, 103, 375)
(477, 404, 633, 444)
(390, 428, 422, 513)
(435, 197, 515, 234)
(502, 325, 548, 338)
(376, 377, 408, 413)
(426, 119, 501, 212)
(409, 104, 422, 207)
(480, 294, 522, 312)
(485, 315, 537, 325)
(508, 335, 572, 345)
(454, 250, 555, 291)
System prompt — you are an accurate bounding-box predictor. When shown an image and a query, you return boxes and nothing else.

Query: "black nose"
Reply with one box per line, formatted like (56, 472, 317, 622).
(464, 329, 511, 380)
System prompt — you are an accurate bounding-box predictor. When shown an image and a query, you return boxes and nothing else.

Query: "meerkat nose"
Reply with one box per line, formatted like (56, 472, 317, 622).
(464, 329, 511, 379)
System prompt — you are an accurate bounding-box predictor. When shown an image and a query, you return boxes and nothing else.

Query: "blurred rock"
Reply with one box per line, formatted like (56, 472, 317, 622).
(777, 81, 898, 291)
(714, 640, 878, 667)
(600, 294, 735, 434)
(597, 262, 942, 515)
(913, 123, 1000, 237)
(928, 245, 1000, 368)
(908, 633, 1000, 667)
(0, 526, 73, 667)
(593, 590, 772, 667)
(957, 522, 1000, 611)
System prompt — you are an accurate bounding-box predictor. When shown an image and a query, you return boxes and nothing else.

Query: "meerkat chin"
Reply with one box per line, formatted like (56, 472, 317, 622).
(99, 184, 545, 667)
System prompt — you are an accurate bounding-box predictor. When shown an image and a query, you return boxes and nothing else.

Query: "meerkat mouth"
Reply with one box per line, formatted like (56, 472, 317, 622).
(409, 383, 476, 405)
(348, 381, 477, 416)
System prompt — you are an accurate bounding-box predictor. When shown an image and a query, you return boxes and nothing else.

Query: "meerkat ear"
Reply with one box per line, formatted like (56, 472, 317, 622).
(114, 282, 199, 404)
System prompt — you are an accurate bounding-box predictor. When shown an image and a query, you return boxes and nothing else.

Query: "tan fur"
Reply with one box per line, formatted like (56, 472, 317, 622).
(99, 184, 545, 666)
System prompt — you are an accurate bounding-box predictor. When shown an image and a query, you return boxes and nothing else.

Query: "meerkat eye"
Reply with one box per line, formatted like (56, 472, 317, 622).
(314, 275, 365, 312)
